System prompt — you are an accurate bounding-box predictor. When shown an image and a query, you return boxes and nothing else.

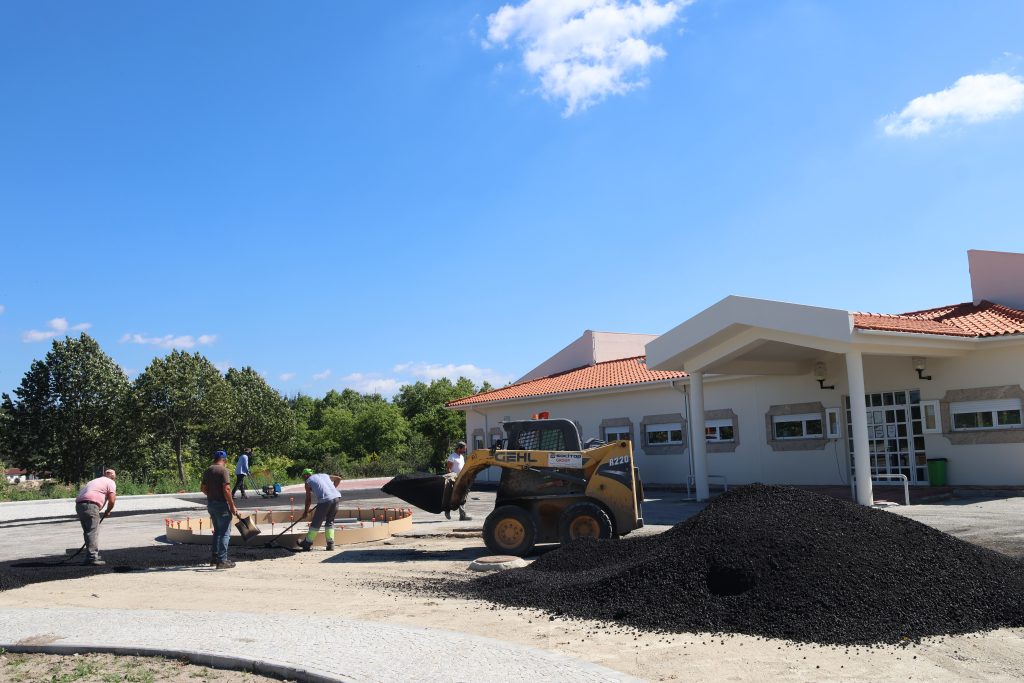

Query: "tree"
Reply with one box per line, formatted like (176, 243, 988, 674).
(351, 400, 409, 458)
(0, 334, 129, 481)
(133, 350, 233, 485)
(394, 377, 479, 471)
(224, 367, 294, 454)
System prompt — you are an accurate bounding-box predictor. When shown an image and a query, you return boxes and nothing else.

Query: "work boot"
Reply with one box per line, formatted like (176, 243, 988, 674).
(444, 510, 451, 520)
(215, 559, 236, 569)
(325, 541, 335, 551)
(459, 514, 473, 521)
(297, 540, 312, 552)
(209, 555, 217, 567)
(84, 558, 106, 566)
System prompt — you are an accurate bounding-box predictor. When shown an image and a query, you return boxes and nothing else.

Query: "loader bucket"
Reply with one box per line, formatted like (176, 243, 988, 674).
(381, 473, 451, 514)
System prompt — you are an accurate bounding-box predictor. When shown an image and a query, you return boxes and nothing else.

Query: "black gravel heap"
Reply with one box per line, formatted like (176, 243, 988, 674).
(453, 484, 1024, 645)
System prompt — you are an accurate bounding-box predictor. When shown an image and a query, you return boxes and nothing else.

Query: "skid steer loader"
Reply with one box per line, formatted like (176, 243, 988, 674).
(382, 418, 644, 556)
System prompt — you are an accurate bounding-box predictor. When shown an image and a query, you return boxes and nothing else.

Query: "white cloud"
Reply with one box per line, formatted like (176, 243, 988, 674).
(485, 0, 687, 116)
(881, 73, 1024, 137)
(279, 372, 296, 382)
(312, 369, 332, 381)
(393, 362, 515, 387)
(119, 332, 217, 349)
(341, 373, 403, 396)
(22, 317, 92, 342)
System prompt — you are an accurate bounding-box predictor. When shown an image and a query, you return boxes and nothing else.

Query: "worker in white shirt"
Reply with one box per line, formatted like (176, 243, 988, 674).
(445, 441, 472, 521)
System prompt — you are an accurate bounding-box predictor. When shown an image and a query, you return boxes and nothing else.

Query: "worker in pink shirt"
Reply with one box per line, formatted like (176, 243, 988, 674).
(75, 469, 117, 566)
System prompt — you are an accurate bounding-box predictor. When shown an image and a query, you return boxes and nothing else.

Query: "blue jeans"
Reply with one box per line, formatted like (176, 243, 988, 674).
(207, 500, 232, 563)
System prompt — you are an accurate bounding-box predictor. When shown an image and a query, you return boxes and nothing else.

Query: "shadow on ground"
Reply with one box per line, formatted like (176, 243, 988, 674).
(0, 544, 293, 591)
(325, 543, 559, 564)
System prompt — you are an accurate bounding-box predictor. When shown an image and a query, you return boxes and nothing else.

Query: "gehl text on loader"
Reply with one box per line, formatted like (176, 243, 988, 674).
(383, 418, 644, 556)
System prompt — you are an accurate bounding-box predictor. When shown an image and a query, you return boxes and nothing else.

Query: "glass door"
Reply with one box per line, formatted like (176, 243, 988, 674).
(845, 389, 928, 484)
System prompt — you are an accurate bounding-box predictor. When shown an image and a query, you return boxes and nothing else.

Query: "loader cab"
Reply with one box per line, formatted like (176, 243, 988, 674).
(495, 418, 588, 509)
(501, 418, 583, 452)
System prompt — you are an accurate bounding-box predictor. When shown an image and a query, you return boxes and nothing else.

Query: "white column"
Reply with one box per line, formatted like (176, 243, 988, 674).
(845, 350, 874, 506)
(690, 371, 710, 501)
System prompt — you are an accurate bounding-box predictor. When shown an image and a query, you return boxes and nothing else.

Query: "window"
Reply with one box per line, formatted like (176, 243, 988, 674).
(705, 419, 734, 442)
(473, 436, 484, 450)
(605, 425, 631, 442)
(515, 428, 566, 450)
(489, 433, 503, 447)
(950, 399, 1023, 431)
(773, 413, 824, 440)
(919, 399, 941, 434)
(825, 408, 842, 439)
(646, 422, 684, 445)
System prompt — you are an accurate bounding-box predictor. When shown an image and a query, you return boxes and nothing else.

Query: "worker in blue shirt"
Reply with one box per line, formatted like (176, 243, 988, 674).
(232, 448, 252, 499)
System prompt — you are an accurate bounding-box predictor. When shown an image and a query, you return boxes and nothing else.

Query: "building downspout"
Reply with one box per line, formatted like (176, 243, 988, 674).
(671, 380, 695, 487)
(470, 408, 491, 483)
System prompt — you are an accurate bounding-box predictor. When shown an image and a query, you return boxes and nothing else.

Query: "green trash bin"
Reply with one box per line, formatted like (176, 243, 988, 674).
(927, 458, 948, 487)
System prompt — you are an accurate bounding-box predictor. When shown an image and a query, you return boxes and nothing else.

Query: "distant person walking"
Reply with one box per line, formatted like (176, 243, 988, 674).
(232, 448, 251, 499)
(202, 451, 239, 569)
(75, 469, 117, 566)
(296, 469, 342, 551)
(445, 441, 472, 521)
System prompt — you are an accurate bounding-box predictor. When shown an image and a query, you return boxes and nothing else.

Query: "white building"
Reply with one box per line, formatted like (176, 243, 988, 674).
(450, 250, 1024, 502)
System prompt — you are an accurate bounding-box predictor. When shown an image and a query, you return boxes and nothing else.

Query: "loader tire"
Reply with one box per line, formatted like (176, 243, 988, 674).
(559, 501, 613, 544)
(483, 505, 537, 557)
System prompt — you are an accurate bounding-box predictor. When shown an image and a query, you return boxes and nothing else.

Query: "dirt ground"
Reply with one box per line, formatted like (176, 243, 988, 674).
(3, 492, 1024, 681)
(0, 651, 288, 682)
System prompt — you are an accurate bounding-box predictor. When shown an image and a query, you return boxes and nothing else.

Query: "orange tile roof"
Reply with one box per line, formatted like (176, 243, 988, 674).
(447, 356, 686, 408)
(854, 300, 1024, 338)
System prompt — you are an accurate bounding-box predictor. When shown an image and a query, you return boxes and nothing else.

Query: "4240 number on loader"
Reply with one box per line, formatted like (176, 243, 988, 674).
(382, 418, 644, 556)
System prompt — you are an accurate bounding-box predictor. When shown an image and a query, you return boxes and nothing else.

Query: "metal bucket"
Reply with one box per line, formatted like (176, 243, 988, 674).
(381, 473, 453, 514)
(235, 514, 262, 542)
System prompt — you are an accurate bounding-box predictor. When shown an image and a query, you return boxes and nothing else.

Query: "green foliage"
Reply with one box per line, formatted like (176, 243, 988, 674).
(0, 333, 493, 489)
(224, 367, 294, 453)
(133, 350, 233, 484)
(394, 377, 479, 471)
(0, 333, 130, 481)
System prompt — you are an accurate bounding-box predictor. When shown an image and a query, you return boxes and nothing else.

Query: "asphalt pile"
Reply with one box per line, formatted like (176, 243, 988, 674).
(0, 545, 292, 591)
(453, 484, 1024, 644)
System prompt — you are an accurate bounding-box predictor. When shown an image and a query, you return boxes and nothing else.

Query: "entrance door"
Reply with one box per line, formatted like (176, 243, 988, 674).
(845, 390, 929, 484)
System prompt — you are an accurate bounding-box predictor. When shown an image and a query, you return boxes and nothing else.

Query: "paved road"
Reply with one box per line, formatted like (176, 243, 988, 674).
(0, 608, 642, 683)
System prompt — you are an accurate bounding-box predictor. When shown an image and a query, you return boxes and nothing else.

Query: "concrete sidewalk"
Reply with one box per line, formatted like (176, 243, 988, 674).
(0, 607, 640, 683)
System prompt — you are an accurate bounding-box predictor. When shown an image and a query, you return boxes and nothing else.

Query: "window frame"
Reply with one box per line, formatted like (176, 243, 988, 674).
(919, 399, 941, 434)
(772, 412, 825, 440)
(645, 421, 685, 446)
(950, 398, 1023, 432)
(705, 418, 735, 443)
(825, 407, 842, 439)
(604, 425, 632, 443)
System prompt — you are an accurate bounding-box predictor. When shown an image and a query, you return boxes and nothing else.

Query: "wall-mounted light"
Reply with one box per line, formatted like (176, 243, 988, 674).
(913, 357, 932, 381)
(814, 362, 835, 390)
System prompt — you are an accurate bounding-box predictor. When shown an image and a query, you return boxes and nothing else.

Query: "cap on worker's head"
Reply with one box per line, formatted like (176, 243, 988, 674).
(456, 441, 467, 449)
(213, 450, 228, 461)
(301, 468, 314, 478)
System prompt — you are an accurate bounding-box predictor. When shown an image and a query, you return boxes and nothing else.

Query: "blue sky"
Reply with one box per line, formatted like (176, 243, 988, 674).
(2, 1, 1023, 398)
